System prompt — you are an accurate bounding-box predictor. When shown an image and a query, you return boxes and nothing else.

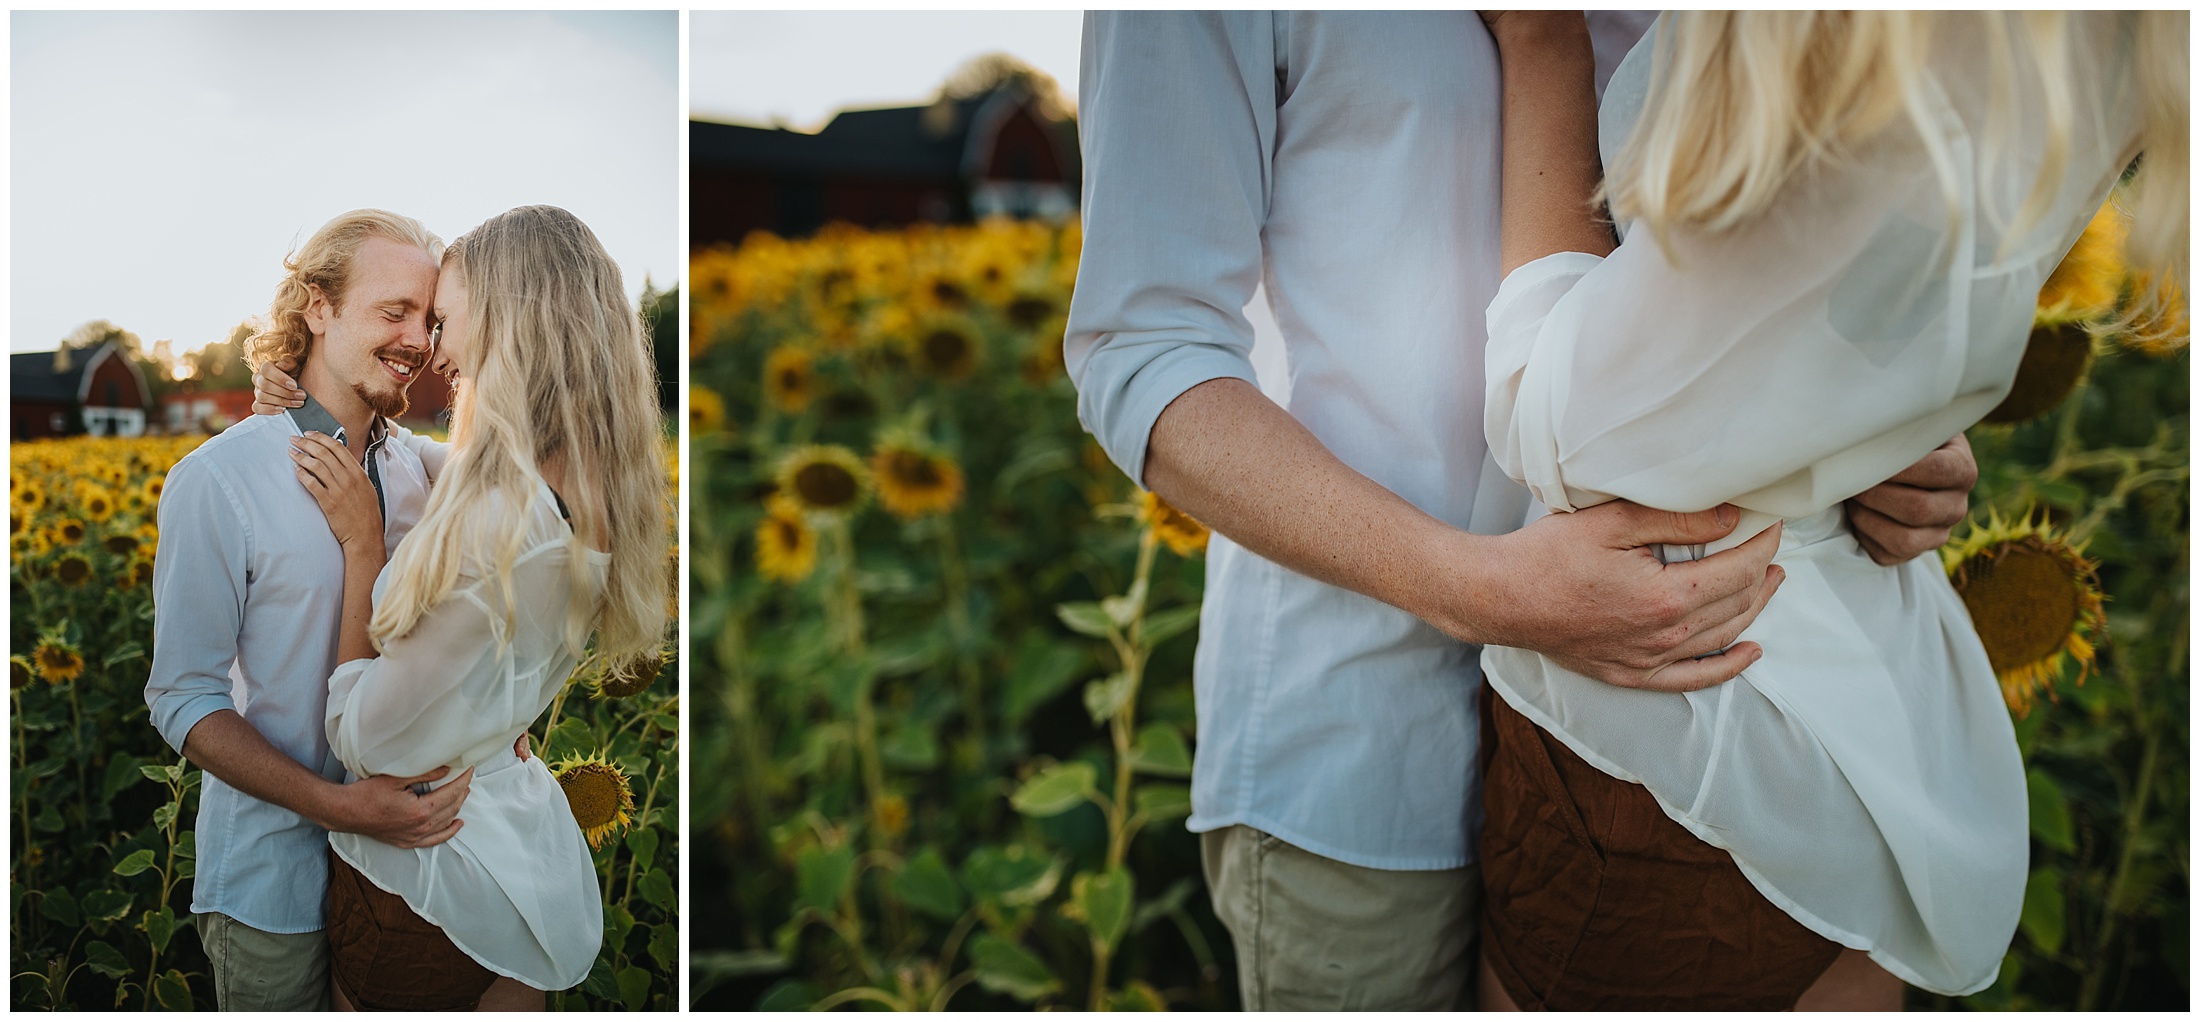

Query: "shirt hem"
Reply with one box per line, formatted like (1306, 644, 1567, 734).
(1186, 811, 1472, 873)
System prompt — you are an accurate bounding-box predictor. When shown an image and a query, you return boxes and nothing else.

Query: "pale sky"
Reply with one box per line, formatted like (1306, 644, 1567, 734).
(11, 11, 679, 355)
(690, 11, 1084, 130)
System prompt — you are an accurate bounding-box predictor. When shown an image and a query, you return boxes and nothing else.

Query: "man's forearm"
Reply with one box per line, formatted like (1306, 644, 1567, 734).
(179, 709, 343, 829)
(1142, 378, 1504, 643)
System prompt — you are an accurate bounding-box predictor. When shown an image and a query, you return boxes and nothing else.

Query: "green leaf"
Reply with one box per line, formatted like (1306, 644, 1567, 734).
(1056, 601, 1116, 639)
(640, 868, 675, 911)
(961, 846, 1064, 908)
(1002, 634, 1086, 725)
(581, 959, 621, 1001)
(152, 968, 194, 1011)
(83, 940, 130, 979)
(1139, 604, 1202, 650)
(616, 965, 653, 1010)
(1135, 784, 1193, 823)
(137, 764, 172, 784)
(1108, 980, 1170, 1011)
(2025, 769, 2076, 853)
(968, 932, 1060, 1002)
(153, 801, 179, 831)
(880, 720, 941, 770)
(102, 641, 146, 670)
(542, 716, 595, 764)
(1100, 593, 1141, 628)
(81, 888, 134, 923)
(605, 903, 636, 951)
(1126, 722, 1193, 778)
(649, 922, 678, 972)
(1070, 868, 1135, 951)
(625, 826, 660, 871)
(114, 848, 158, 877)
(2020, 867, 2066, 953)
(794, 844, 857, 915)
(101, 753, 145, 802)
(39, 888, 80, 928)
(754, 979, 819, 1011)
(142, 905, 178, 954)
(1009, 762, 1098, 817)
(1082, 673, 1134, 724)
(893, 848, 966, 921)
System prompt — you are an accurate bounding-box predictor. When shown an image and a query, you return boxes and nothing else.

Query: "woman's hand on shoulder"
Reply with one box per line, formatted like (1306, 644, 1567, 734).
(251, 357, 307, 416)
(291, 432, 384, 556)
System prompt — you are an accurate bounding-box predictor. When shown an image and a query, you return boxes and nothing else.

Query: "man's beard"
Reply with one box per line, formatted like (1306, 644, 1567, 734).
(352, 378, 409, 419)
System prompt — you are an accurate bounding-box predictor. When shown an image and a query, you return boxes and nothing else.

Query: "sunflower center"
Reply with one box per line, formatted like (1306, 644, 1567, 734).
(885, 451, 941, 488)
(772, 518, 803, 547)
(560, 765, 624, 830)
(1961, 545, 2083, 673)
(57, 557, 91, 585)
(921, 330, 971, 373)
(793, 463, 859, 508)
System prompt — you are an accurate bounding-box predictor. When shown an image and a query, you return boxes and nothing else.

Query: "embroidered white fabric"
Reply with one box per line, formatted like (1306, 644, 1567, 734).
(1481, 15, 2141, 996)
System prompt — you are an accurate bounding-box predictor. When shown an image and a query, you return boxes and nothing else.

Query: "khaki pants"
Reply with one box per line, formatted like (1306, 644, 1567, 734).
(199, 911, 331, 1012)
(1201, 826, 1481, 1011)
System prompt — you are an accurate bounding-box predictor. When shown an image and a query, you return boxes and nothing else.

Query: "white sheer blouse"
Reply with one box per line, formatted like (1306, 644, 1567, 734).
(1481, 16, 2141, 996)
(325, 479, 608, 991)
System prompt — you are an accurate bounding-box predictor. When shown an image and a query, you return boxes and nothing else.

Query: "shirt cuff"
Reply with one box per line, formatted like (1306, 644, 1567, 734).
(156, 692, 238, 757)
(1088, 344, 1262, 486)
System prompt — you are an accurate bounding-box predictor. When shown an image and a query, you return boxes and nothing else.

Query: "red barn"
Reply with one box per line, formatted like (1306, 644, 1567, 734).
(11, 340, 154, 440)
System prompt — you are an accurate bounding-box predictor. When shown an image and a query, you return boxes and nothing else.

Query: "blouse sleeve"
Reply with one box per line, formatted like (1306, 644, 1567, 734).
(386, 424, 452, 481)
(324, 580, 508, 780)
(1483, 107, 2035, 521)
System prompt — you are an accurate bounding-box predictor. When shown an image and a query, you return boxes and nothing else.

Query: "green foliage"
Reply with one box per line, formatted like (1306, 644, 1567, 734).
(10, 435, 679, 1011)
(1933, 341, 2189, 1010)
(689, 221, 1234, 1010)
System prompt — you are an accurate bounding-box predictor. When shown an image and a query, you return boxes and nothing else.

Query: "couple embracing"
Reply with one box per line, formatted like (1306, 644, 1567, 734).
(1068, 10, 2184, 1011)
(144, 206, 667, 1010)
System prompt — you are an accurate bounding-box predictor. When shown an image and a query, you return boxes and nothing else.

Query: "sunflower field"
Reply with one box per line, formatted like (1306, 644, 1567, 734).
(9, 432, 682, 1011)
(691, 201, 2187, 1011)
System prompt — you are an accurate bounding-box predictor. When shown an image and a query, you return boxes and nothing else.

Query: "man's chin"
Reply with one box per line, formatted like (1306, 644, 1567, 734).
(351, 381, 410, 420)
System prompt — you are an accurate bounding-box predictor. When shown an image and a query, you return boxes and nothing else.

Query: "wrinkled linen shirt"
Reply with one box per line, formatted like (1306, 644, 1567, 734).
(1067, 12, 1647, 870)
(145, 398, 433, 933)
(327, 477, 607, 989)
(1481, 15, 2139, 994)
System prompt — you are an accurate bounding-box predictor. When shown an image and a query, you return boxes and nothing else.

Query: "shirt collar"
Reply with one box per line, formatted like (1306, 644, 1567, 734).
(286, 391, 388, 450)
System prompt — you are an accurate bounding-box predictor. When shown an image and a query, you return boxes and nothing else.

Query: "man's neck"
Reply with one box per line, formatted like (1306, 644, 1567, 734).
(294, 361, 375, 459)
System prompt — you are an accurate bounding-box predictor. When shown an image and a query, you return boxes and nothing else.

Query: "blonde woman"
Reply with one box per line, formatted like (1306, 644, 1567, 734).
(278, 205, 666, 1009)
(1475, 10, 2183, 1010)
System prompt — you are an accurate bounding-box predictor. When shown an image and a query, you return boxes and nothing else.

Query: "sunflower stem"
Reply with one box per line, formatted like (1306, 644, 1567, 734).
(937, 519, 988, 772)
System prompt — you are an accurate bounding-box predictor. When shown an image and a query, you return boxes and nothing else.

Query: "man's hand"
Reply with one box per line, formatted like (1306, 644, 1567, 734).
(320, 766, 474, 849)
(1456, 501, 1786, 693)
(1845, 434, 1976, 565)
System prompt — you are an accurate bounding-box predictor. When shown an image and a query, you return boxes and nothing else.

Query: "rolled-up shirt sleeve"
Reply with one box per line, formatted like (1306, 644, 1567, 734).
(1064, 10, 1276, 485)
(145, 458, 251, 754)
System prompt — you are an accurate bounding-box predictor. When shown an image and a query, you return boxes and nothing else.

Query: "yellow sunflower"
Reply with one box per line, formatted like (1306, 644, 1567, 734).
(755, 496, 820, 583)
(140, 475, 165, 506)
(763, 346, 817, 413)
(124, 555, 155, 590)
(870, 442, 965, 520)
(2036, 200, 2127, 326)
(552, 752, 636, 849)
(54, 553, 93, 588)
(12, 479, 43, 514)
(104, 533, 140, 557)
(34, 638, 85, 685)
(52, 517, 86, 546)
(1943, 510, 2107, 716)
(912, 322, 979, 380)
(77, 485, 117, 524)
(592, 651, 663, 700)
(774, 445, 870, 518)
(1983, 324, 2094, 424)
(11, 656, 32, 690)
(689, 385, 726, 435)
(1138, 489, 1212, 557)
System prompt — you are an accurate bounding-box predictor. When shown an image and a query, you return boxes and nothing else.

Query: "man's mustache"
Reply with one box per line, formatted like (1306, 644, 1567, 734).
(374, 344, 428, 371)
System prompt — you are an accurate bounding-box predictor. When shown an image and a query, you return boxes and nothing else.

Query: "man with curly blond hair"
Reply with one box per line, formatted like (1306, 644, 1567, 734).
(145, 209, 456, 1010)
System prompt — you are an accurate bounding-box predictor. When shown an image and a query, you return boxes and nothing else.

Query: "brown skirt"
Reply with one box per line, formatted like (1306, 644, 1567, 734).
(326, 847, 499, 1011)
(1477, 686, 1843, 1010)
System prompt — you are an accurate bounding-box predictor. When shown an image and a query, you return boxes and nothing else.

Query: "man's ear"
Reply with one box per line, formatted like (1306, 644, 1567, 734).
(302, 284, 334, 337)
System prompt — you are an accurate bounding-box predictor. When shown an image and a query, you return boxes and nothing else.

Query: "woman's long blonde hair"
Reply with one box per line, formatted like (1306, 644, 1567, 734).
(1605, 11, 2186, 334)
(370, 206, 668, 676)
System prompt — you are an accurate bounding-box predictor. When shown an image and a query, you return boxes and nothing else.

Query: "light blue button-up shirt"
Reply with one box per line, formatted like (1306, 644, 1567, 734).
(1067, 12, 1649, 870)
(144, 399, 431, 932)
